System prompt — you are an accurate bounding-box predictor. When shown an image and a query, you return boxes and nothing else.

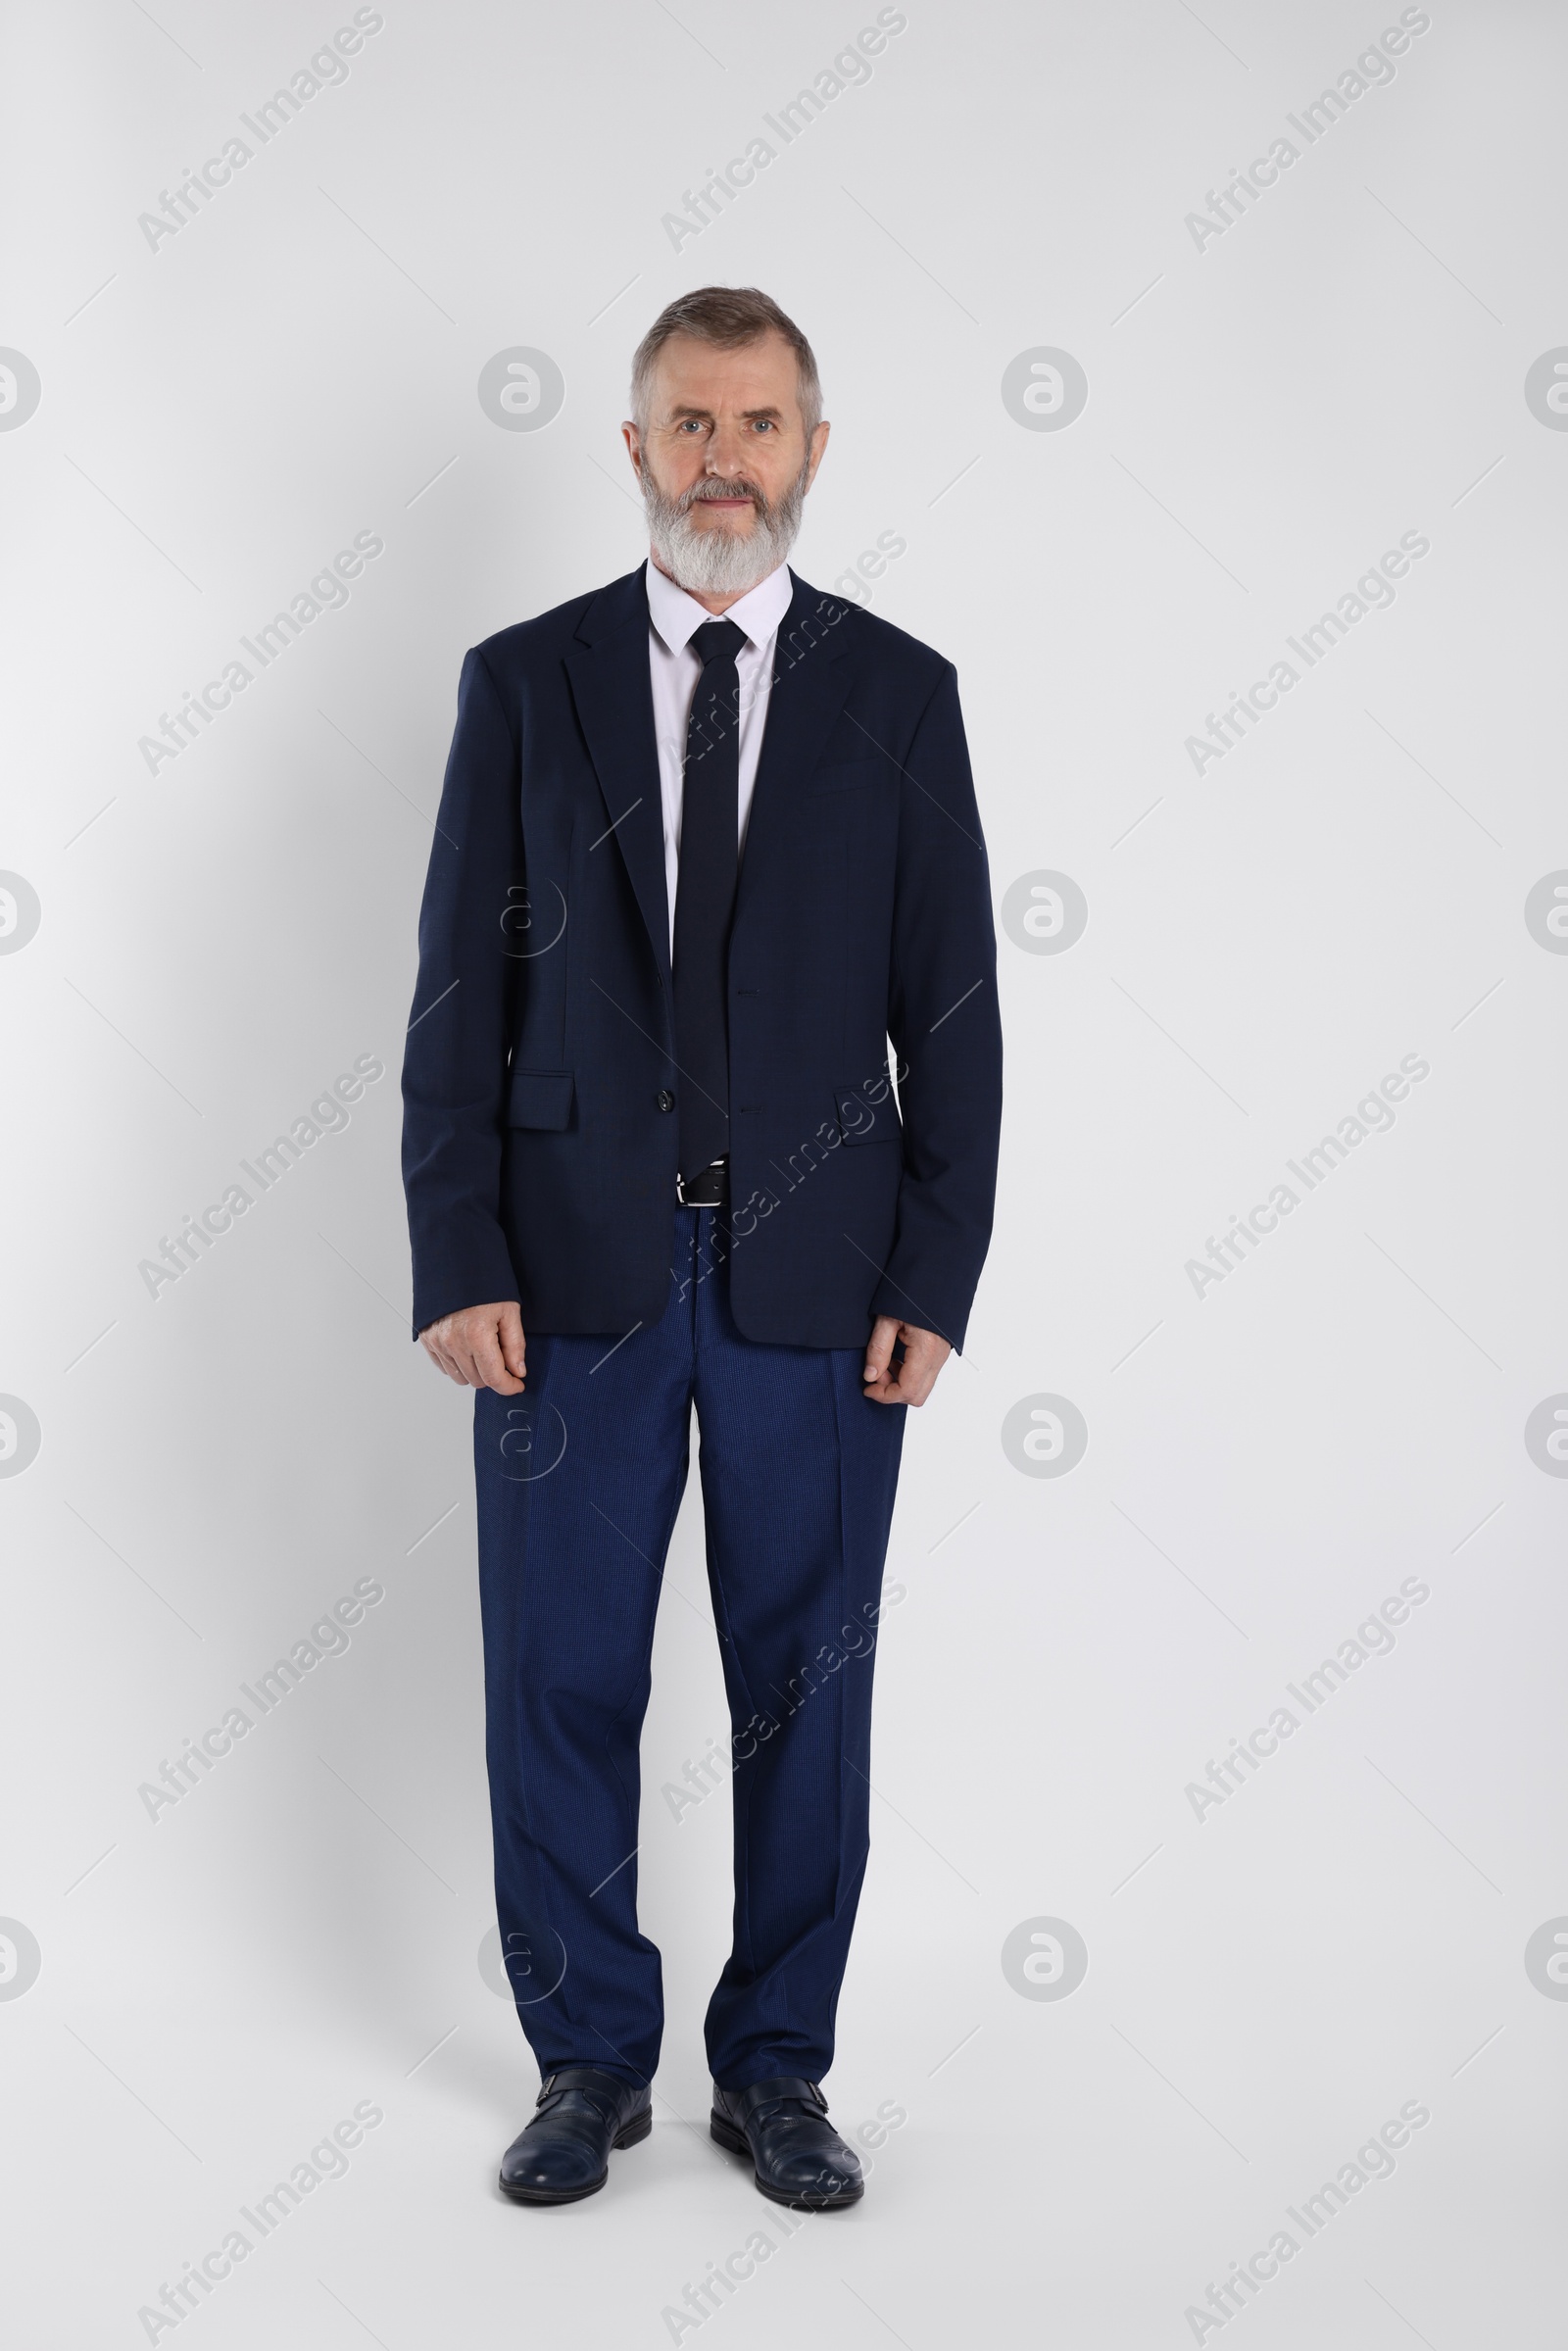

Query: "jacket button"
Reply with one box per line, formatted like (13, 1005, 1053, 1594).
(657, 1090, 675, 1112)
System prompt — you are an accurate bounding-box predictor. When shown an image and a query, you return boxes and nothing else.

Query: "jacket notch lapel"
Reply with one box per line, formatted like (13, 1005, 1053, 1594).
(564, 580, 670, 986)
(734, 576, 855, 926)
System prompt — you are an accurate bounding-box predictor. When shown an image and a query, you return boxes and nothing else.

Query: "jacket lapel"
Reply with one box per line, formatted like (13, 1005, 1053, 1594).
(564, 569, 670, 984)
(734, 572, 855, 928)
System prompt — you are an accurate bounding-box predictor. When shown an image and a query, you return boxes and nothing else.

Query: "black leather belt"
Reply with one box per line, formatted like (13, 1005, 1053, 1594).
(677, 1157, 730, 1207)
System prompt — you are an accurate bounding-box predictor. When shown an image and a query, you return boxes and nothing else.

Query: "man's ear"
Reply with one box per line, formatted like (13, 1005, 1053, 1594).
(621, 420, 643, 478)
(804, 417, 830, 491)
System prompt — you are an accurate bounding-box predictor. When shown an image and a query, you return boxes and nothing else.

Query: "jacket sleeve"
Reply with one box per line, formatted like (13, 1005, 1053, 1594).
(400, 647, 525, 1336)
(869, 662, 1003, 1352)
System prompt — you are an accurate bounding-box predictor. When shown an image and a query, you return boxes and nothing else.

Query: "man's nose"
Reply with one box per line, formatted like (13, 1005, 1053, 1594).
(704, 426, 752, 477)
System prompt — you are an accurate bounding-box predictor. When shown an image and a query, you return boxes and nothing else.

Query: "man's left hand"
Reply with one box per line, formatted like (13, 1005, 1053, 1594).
(863, 1315, 952, 1406)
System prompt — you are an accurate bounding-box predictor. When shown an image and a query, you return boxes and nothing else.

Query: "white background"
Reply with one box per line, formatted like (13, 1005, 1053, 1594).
(3, 1, 1566, 2343)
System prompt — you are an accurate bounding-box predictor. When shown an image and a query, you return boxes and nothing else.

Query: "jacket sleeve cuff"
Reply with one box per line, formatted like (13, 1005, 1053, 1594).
(411, 1219, 520, 1339)
(867, 1267, 973, 1355)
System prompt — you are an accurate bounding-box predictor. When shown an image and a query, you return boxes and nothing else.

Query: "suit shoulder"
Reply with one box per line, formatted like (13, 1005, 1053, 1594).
(789, 579, 953, 685)
(469, 568, 644, 672)
(849, 603, 954, 682)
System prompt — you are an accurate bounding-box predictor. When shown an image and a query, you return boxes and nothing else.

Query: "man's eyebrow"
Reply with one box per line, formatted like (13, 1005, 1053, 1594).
(663, 402, 785, 420)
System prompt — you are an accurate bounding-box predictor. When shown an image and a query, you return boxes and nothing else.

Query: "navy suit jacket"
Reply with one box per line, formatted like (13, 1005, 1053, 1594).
(401, 566, 1003, 1350)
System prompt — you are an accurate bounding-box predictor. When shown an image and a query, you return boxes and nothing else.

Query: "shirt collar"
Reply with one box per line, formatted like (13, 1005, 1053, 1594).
(645, 556, 794, 658)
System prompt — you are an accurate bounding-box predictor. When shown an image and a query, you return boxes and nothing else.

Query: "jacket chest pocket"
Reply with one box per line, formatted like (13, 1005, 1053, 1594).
(803, 759, 886, 797)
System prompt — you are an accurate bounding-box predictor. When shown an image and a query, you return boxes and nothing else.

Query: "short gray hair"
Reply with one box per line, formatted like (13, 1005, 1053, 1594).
(629, 285, 822, 437)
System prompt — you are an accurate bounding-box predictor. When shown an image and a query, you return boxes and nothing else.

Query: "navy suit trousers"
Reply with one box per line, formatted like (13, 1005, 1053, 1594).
(473, 1207, 906, 2090)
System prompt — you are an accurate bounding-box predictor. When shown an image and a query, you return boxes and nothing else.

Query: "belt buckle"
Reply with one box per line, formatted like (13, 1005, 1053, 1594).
(677, 1159, 728, 1208)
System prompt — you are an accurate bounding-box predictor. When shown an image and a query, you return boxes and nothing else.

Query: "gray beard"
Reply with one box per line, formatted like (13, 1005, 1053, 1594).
(641, 460, 808, 598)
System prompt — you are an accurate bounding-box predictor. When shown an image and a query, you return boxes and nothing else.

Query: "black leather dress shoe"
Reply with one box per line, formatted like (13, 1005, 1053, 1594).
(710, 2078, 863, 2209)
(499, 2067, 652, 2204)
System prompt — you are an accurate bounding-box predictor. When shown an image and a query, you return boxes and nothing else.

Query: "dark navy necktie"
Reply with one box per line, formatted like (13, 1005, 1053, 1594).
(673, 617, 747, 1182)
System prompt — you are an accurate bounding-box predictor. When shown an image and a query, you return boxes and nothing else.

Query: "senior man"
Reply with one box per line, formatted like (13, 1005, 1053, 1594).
(402, 285, 1001, 2209)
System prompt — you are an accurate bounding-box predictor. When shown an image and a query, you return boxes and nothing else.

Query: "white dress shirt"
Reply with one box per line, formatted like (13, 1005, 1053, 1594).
(644, 556, 794, 955)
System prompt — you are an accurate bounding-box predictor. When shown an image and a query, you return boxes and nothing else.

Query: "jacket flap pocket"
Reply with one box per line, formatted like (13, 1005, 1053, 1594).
(508, 1067, 574, 1130)
(835, 1085, 900, 1146)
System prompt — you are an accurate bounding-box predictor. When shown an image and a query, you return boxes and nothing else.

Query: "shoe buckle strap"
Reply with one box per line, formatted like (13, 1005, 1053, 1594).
(533, 2078, 625, 2134)
(737, 2075, 828, 2126)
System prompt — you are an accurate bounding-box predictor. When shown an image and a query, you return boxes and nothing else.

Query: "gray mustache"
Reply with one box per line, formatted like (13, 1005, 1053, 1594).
(682, 481, 764, 511)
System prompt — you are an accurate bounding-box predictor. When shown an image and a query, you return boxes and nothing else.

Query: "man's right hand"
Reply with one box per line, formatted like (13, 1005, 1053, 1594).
(418, 1301, 526, 1395)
